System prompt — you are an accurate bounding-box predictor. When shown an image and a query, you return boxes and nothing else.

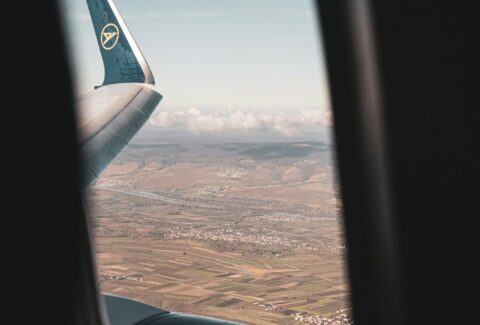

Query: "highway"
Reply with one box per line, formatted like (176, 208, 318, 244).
(96, 186, 224, 210)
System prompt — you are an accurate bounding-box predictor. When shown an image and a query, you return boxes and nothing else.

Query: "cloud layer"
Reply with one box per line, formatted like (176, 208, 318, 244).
(149, 107, 331, 137)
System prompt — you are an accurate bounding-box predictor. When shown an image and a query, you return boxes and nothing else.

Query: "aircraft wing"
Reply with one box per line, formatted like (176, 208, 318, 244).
(78, 0, 161, 186)
(76, 1, 243, 324)
(78, 83, 160, 185)
(104, 295, 242, 325)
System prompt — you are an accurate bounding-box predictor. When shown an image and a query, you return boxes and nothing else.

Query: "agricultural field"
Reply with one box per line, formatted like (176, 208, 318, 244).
(88, 130, 351, 324)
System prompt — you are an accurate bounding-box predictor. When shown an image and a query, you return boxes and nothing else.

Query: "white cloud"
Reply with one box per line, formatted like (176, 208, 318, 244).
(149, 107, 331, 137)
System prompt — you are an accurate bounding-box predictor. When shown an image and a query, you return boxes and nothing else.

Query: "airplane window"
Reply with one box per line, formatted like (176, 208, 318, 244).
(62, 0, 352, 324)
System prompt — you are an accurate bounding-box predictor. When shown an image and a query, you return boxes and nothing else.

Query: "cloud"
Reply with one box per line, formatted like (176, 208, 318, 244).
(149, 107, 331, 137)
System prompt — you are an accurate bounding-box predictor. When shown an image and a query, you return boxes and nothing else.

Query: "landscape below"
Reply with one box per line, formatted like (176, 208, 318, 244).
(88, 130, 352, 325)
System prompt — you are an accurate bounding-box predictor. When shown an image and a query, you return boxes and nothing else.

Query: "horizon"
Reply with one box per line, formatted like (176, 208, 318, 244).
(62, 0, 332, 141)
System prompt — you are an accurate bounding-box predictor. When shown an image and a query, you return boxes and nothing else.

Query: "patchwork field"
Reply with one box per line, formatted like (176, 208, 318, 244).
(88, 133, 351, 324)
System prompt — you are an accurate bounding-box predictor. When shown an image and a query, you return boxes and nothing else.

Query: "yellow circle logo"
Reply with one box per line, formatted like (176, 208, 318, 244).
(100, 23, 120, 50)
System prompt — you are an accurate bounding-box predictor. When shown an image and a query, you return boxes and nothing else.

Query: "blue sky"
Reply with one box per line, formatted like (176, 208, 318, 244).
(62, 0, 331, 137)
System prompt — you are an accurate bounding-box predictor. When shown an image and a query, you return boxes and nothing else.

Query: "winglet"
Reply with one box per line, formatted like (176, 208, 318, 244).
(86, 0, 154, 86)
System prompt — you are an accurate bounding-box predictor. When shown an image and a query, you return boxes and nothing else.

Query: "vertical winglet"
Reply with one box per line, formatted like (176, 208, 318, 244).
(86, 0, 154, 86)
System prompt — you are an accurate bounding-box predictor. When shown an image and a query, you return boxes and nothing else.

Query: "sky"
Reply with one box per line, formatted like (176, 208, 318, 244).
(62, 0, 332, 138)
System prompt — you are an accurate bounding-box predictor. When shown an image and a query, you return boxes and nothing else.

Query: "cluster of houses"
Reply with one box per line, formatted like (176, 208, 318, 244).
(164, 227, 300, 248)
(292, 309, 353, 325)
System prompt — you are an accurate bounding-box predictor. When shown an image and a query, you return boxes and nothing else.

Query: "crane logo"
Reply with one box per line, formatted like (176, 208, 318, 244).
(100, 23, 120, 50)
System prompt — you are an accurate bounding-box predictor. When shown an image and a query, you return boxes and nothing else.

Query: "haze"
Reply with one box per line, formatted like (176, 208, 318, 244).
(63, 0, 331, 140)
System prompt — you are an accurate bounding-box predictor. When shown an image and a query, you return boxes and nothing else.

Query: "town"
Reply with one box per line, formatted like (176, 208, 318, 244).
(90, 140, 350, 324)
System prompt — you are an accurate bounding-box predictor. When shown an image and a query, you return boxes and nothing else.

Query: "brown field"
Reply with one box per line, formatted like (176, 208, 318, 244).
(88, 134, 351, 324)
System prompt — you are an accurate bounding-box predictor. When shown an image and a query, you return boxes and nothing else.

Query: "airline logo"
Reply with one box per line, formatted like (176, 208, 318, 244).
(100, 23, 120, 50)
